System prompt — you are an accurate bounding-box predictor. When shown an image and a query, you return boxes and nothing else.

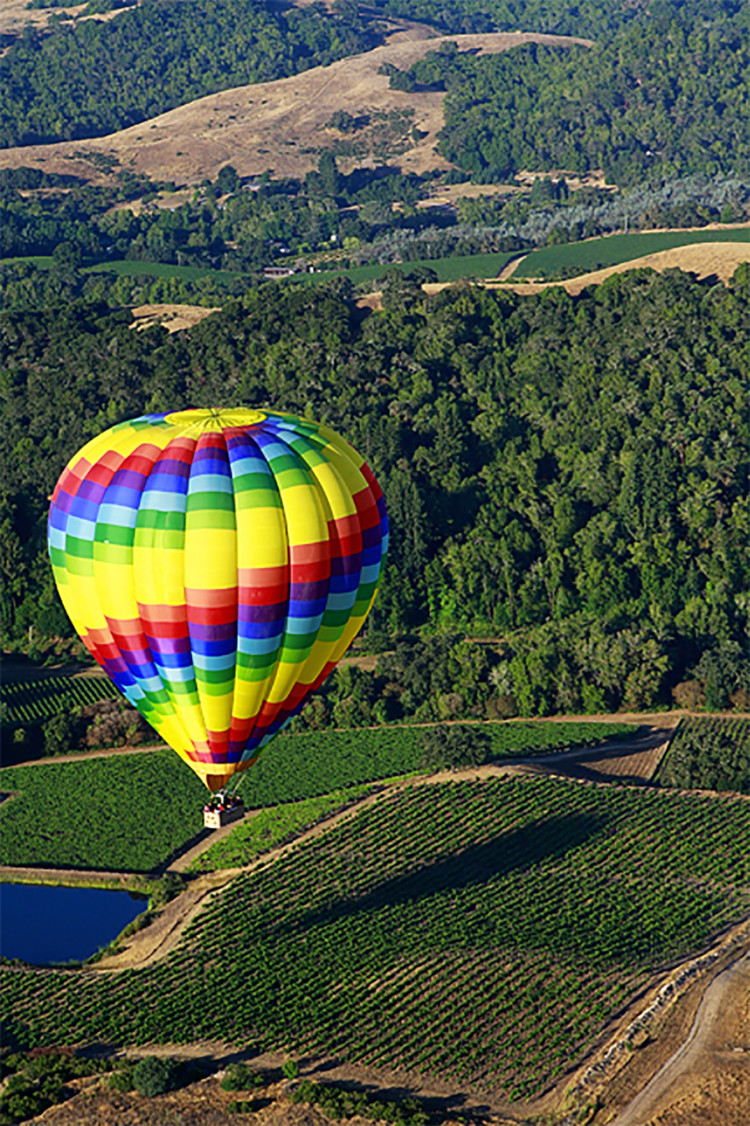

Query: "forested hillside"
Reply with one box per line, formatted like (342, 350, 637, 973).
(2, 269, 748, 714)
(388, 14, 750, 185)
(371, 0, 744, 37)
(0, 0, 380, 146)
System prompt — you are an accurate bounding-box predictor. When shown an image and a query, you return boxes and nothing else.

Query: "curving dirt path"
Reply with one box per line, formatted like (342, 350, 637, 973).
(611, 948, 750, 1126)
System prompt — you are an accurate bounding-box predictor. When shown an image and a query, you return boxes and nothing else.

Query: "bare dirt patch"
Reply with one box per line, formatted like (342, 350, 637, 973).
(0, 0, 83, 37)
(546, 740, 671, 785)
(600, 941, 750, 1126)
(0, 0, 135, 41)
(0, 31, 591, 186)
(130, 303, 221, 334)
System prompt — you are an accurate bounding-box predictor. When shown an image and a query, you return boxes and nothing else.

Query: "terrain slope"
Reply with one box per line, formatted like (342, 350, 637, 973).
(0, 31, 591, 185)
(502, 241, 750, 290)
(408, 240, 750, 305)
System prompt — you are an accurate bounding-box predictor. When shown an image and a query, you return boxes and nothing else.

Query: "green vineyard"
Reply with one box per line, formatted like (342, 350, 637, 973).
(2, 776, 748, 1101)
(236, 721, 637, 808)
(659, 716, 750, 794)
(0, 753, 206, 872)
(188, 786, 376, 873)
(0, 676, 119, 725)
(0, 722, 635, 872)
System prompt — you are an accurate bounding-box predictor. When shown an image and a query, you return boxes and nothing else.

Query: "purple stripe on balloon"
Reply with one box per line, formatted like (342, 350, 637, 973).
(289, 579, 329, 601)
(110, 468, 149, 492)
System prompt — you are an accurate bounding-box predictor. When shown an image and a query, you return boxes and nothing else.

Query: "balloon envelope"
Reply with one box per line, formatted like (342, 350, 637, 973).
(48, 408, 388, 791)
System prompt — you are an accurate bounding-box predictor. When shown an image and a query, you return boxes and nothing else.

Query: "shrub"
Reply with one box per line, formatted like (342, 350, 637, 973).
(228, 1098, 256, 1113)
(671, 679, 706, 709)
(108, 1066, 135, 1091)
(420, 724, 491, 771)
(41, 711, 75, 756)
(220, 1062, 265, 1091)
(132, 1055, 179, 1097)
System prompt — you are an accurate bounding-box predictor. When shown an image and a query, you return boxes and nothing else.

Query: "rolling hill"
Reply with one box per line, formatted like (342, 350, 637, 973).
(0, 30, 591, 185)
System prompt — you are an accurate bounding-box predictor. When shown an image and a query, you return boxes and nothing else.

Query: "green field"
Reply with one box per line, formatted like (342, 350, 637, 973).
(84, 259, 241, 283)
(0, 256, 241, 283)
(0, 722, 635, 871)
(1, 250, 514, 289)
(0, 753, 205, 872)
(2, 776, 747, 1101)
(305, 250, 516, 288)
(0, 255, 55, 269)
(514, 226, 750, 278)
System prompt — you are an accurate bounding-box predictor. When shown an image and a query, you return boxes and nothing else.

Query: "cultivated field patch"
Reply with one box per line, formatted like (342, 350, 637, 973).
(0, 753, 205, 872)
(2, 776, 748, 1105)
(1, 674, 119, 725)
(512, 227, 750, 278)
(0, 721, 635, 870)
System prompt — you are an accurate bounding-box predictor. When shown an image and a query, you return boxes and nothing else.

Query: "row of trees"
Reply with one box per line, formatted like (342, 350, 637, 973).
(0, 161, 432, 267)
(3, 159, 747, 313)
(2, 267, 748, 712)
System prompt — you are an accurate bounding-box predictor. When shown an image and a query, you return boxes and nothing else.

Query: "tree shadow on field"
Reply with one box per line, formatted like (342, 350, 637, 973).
(283, 813, 602, 937)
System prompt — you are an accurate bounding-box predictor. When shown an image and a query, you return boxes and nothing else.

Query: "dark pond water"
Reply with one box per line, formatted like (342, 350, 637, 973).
(0, 882, 148, 965)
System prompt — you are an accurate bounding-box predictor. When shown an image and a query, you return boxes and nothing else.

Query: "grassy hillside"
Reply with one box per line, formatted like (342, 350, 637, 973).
(0, 0, 380, 146)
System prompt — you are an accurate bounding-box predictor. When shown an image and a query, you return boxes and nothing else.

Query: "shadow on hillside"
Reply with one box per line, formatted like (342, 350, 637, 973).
(282, 812, 601, 937)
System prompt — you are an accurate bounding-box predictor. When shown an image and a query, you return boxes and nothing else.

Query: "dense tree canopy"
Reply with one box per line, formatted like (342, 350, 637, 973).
(2, 268, 748, 714)
(389, 13, 750, 186)
(369, 0, 745, 37)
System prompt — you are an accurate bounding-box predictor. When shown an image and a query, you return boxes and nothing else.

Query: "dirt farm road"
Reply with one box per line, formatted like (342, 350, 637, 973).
(611, 948, 750, 1126)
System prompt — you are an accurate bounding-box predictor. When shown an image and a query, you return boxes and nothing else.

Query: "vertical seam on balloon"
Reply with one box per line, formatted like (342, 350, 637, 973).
(138, 433, 199, 761)
(226, 426, 281, 767)
(296, 427, 382, 671)
(279, 428, 363, 692)
(92, 442, 162, 729)
(227, 423, 241, 771)
(255, 422, 332, 747)
(239, 422, 293, 760)
(185, 427, 235, 766)
(63, 452, 143, 697)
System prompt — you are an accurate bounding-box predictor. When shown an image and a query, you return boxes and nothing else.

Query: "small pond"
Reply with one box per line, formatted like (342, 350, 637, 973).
(0, 882, 148, 965)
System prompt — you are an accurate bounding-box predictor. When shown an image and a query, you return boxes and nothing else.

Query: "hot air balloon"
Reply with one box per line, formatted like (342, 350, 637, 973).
(48, 408, 388, 793)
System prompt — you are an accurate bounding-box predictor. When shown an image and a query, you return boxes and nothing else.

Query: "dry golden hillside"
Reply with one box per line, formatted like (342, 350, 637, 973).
(0, 30, 591, 186)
